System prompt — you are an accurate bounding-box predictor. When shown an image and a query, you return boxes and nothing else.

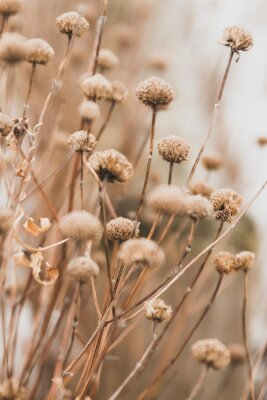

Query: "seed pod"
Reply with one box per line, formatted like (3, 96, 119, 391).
(118, 238, 165, 269)
(191, 338, 231, 370)
(144, 298, 172, 323)
(136, 77, 175, 108)
(59, 210, 103, 241)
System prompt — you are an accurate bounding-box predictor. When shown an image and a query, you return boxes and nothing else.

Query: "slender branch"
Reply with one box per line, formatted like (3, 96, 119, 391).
(187, 366, 208, 400)
(96, 100, 115, 141)
(23, 63, 36, 118)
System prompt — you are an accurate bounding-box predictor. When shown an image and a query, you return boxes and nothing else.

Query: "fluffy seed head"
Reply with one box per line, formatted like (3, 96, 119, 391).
(118, 238, 165, 269)
(56, 11, 89, 37)
(79, 100, 100, 121)
(90, 149, 133, 183)
(186, 195, 213, 220)
(25, 38, 54, 65)
(234, 251, 255, 273)
(68, 256, 100, 283)
(59, 210, 103, 241)
(210, 189, 242, 223)
(80, 73, 113, 100)
(228, 343, 246, 364)
(0, 32, 26, 64)
(106, 217, 139, 241)
(68, 130, 97, 153)
(0, 378, 26, 399)
(0, 0, 21, 16)
(0, 112, 13, 136)
(214, 251, 236, 275)
(221, 26, 253, 52)
(0, 208, 13, 235)
(147, 184, 188, 216)
(191, 339, 231, 370)
(158, 135, 190, 164)
(189, 181, 214, 199)
(202, 153, 223, 171)
(98, 48, 119, 70)
(109, 80, 128, 103)
(136, 77, 175, 108)
(144, 298, 172, 323)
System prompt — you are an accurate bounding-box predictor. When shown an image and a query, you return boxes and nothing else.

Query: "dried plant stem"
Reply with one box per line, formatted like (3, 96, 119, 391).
(68, 153, 80, 211)
(187, 366, 208, 400)
(168, 161, 174, 185)
(80, 152, 84, 209)
(90, 277, 102, 320)
(96, 100, 115, 141)
(23, 63, 36, 118)
(91, 0, 109, 74)
(0, 15, 7, 37)
(147, 212, 161, 239)
(242, 272, 255, 400)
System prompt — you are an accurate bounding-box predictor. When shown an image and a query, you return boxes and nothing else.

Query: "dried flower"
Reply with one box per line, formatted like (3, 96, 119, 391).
(68, 256, 100, 283)
(189, 181, 214, 199)
(221, 26, 253, 52)
(118, 238, 165, 269)
(0, 111, 13, 136)
(147, 184, 188, 216)
(0, 0, 21, 17)
(191, 338, 231, 370)
(106, 217, 139, 241)
(228, 343, 246, 364)
(158, 135, 190, 164)
(257, 136, 267, 146)
(234, 251, 255, 273)
(98, 48, 119, 70)
(210, 188, 242, 223)
(109, 81, 128, 103)
(0, 208, 13, 235)
(79, 100, 100, 121)
(68, 130, 97, 153)
(186, 195, 213, 220)
(59, 210, 103, 241)
(136, 77, 175, 108)
(56, 11, 89, 37)
(25, 38, 55, 65)
(144, 298, 172, 322)
(202, 152, 223, 171)
(90, 149, 133, 183)
(0, 32, 26, 64)
(214, 251, 236, 275)
(80, 73, 113, 100)
(0, 377, 26, 399)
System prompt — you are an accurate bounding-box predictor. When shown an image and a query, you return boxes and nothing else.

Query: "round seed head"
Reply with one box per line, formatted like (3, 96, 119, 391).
(0, 208, 13, 235)
(118, 238, 165, 269)
(56, 11, 89, 37)
(202, 152, 223, 171)
(68, 256, 100, 284)
(25, 38, 54, 65)
(109, 80, 128, 103)
(257, 136, 267, 146)
(89, 149, 133, 183)
(0, 112, 13, 136)
(136, 77, 175, 108)
(59, 210, 103, 241)
(147, 184, 188, 216)
(79, 100, 100, 121)
(191, 338, 231, 370)
(221, 26, 253, 52)
(234, 251, 255, 273)
(214, 251, 236, 275)
(80, 73, 113, 100)
(189, 181, 214, 199)
(228, 343, 246, 364)
(98, 48, 119, 70)
(0, 0, 21, 16)
(68, 130, 97, 153)
(158, 135, 190, 164)
(144, 298, 172, 323)
(0, 32, 26, 64)
(0, 378, 26, 399)
(210, 188, 242, 223)
(186, 195, 213, 220)
(106, 217, 139, 241)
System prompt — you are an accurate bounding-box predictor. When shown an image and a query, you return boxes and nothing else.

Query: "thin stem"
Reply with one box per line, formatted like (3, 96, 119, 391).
(90, 277, 102, 320)
(168, 161, 174, 185)
(96, 100, 115, 141)
(0, 16, 7, 37)
(23, 63, 36, 118)
(187, 366, 208, 400)
(68, 153, 80, 212)
(80, 152, 84, 209)
(91, 0, 108, 74)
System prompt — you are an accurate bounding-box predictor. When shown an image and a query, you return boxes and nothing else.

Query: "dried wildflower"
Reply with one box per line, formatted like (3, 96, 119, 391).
(147, 184, 188, 216)
(221, 26, 253, 53)
(68, 256, 100, 284)
(214, 251, 236, 275)
(106, 217, 139, 241)
(144, 298, 172, 323)
(191, 339, 231, 370)
(90, 149, 133, 183)
(0, 0, 21, 17)
(23, 217, 51, 236)
(228, 343, 246, 364)
(56, 11, 89, 37)
(186, 195, 213, 220)
(257, 136, 267, 146)
(202, 152, 223, 171)
(235, 251, 255, 273)
(79, 100, 100, 121)
(98, 48, 119, 70)
(0, 111, 13, 136)
(210, 188, 242, 223)
(80, 73, 113, 100)
(0, 208, 13, 235)
(118, 238, 165, 269)
(25, 38, 55, 65)
(0, 377, 26, 399)
(68, 130, 97, 153)
(59, 210, 103, 241)
(109, 80, 128, 103)
(158, 135, 190, 164)
(189, 181, 214, 199)
(136, 77, 175, 108)
(0, 32, 26, 64)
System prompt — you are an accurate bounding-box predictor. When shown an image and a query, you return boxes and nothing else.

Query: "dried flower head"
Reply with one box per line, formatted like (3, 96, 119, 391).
(0, 377, 26, 399)
(202, 152, 223, 171)
(0, 32, 26, 64)
(59, 210, 103, 241)
(221, 26, 253, 53)
(147, 184, 188, 216)
(0, 0, 21, 16)
(79, 100, 100, 121)
(0, 111, 13, 136)
(257, 136, 267, 146)
(109, 80, 128, 103)
(25, 38, 54, 65)
(158, 135, 190, 164)
(144, 298, 172, 323)
(56, 11, 89, 37)
(68, 130, 97, 153)
(186, 195, 213, 220)
(191, 339, 231, 370)
(0, 208, 13, 235)
(118, 238, 165, 269)
(189, 181, 214, 199)
(98, 48, 119, 70)
(210, 189, 242, 223)
(136, 77, 175, 108)
(68, 256, 100, 283)
(214, 251, 236, 275)
(228, 343, 246, 364)
(234, 251, 255, 273)
(90, 149, 133, 183)
(80, 73, 113, 100)
(106, 217, 139, 241)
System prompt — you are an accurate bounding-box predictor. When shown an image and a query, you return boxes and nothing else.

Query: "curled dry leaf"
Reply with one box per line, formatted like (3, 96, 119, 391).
(23, 217, 51, 236)
(15, 159, 29, 178)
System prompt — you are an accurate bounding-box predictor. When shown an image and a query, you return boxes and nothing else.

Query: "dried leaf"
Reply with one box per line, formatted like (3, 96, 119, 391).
(31, 252, 58, 285)
(15, 159, 29, 178)
(14, 250, 32, 268)
(23, 217, 51, 236)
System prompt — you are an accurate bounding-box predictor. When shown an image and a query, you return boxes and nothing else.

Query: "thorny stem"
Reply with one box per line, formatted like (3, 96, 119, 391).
(96, 100, 115, 141)
(187, 366, 208, 400)
(23, 63, 36, 118)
